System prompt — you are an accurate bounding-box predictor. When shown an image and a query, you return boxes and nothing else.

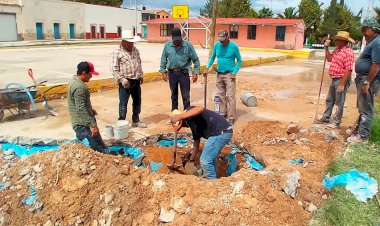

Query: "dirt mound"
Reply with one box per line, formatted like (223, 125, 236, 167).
(0, 121, 345, 225)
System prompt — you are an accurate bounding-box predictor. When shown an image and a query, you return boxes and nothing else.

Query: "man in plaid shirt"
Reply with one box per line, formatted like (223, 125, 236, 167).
(315, 31, 355, 128)
(111, 30, 147, 128)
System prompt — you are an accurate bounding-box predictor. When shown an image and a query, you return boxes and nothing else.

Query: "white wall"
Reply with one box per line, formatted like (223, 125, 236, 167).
(85, 4, 142, 35)
(21, 0, 85, 40)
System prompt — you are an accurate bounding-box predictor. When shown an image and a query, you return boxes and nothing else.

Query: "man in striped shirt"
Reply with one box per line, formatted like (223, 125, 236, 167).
(315, 31, 355, 128)
(111, 30, 147, 128)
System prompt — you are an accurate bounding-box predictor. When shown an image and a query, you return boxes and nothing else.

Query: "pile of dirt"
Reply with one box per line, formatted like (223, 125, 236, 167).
(0, 121, 345, 225)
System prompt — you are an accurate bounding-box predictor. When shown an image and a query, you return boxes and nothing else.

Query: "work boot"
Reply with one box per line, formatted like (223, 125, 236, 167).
(314, 118, 329, 124)
(132, 121, 147, 128)
(347, 134, 367, 143)
(326, 123, 339, 129)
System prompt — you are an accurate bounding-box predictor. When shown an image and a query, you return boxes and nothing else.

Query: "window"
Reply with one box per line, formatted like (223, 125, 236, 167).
(160, 24, 174, 36)
(247, 25, 256, 40)
(229, 24, 239, 39)
(117, 26, 122, 37)
(275, 26, 286, 41)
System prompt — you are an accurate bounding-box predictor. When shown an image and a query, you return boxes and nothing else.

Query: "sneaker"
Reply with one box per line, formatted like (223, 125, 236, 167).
(347, 134, 366, 143)
(326, 123, 339, 129)
(314, 118, 329, 124)
(132, 122, 147, 128)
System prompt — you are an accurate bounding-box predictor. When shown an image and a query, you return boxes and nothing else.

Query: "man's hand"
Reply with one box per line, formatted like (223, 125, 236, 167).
(140, 77, 144, 84)
(90, 126, 99, 138)
(190, 148, 199, 162)
(121, 79, 130, 89)
(162, 73, 168, 82)
(192, 74, 198, 83)
(92, 109, 98, 116)
(337, 84, 345, 93)
(229, 73, 236, 80)
(362, 83, 370, 95)
(324, 40, 331, 47)
(170, 114, 182, 124)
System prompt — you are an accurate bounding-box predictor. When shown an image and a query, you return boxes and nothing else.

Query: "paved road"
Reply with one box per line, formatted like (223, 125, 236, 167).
(0, 43, 286, 88)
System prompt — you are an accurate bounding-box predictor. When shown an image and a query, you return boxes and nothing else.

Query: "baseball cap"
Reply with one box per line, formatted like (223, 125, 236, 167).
(218, 30, 228, 41)
(171, 28, 182, 41)
(77, 61, 99, 76)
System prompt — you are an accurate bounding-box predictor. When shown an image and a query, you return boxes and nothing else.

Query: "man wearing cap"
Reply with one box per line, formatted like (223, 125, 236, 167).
(206, 30, 242, 124)
(314, 31, 355, 128)
(170, 106, 233, 179)
(68, 61, 107, 153)
(348, 18, 380, 143)
(111, 30, 147, 128)
(160, 27, 200, 112)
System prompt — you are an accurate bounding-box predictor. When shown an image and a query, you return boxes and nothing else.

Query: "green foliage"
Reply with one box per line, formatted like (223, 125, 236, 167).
(277, 7, 298, 19)
(318, 1, 361, 41)
(313, 143, 380, 225)
(67, 0, 122, 7)
(258, 7, 274, 18)
(298, 0, 322, 35)
(200, 0, 257, 18)
(369, 105, 380, 142)
(373, 7, 380, 24)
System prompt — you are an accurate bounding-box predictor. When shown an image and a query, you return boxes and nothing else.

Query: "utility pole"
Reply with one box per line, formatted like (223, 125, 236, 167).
(135, 0, 138, 36)
(208, 0, 218, 58)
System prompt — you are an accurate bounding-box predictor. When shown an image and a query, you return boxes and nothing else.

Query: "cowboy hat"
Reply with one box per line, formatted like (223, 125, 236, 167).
(332, 31, 355, 43)
(122, 30, 141, 43)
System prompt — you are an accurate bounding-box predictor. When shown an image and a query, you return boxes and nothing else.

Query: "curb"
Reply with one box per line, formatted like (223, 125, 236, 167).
(36, 55, 289, 101)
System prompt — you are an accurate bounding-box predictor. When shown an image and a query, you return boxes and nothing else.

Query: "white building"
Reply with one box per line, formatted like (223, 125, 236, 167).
(0, 0, 142, 41)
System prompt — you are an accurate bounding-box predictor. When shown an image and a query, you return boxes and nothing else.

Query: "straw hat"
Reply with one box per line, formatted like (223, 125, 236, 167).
(122, 30, 141, 43)
(332, 31, 355, 43)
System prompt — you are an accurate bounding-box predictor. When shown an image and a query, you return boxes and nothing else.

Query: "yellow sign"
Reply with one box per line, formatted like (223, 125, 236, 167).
(172, 5, 189, 19)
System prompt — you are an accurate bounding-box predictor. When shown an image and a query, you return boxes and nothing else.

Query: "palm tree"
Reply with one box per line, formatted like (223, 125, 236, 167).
(258, 7, 274, 18)
(277, 7, 299, 19)
(373, 7, 380, 24)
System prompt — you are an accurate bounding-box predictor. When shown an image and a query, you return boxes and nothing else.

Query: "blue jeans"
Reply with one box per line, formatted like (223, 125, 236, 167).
(200, 131, 233, 179)
(322, 78, 350, 125)
(168, 70, 190, 111)
(118, 80, 141, 123)
(355, 76, 380, 139)
(75, 126, 107, 153)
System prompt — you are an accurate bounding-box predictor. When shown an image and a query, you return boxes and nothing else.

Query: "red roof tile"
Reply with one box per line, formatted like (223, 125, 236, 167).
(144, 17, 304, 26)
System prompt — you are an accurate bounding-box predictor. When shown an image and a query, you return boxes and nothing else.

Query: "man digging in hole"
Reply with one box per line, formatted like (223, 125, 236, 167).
(314, 31, 355, 129)
(170, 106, 233, 179)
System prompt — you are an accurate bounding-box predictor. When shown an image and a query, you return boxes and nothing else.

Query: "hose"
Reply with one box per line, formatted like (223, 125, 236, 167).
(5, 83, 36, 111)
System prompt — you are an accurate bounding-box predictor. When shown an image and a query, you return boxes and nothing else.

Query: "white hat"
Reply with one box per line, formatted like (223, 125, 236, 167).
(122, 30, 141, 43)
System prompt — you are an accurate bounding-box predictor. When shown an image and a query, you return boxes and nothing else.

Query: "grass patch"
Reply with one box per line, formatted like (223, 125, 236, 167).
(313, 143, 380, 226)
(369, 105, 380, 143)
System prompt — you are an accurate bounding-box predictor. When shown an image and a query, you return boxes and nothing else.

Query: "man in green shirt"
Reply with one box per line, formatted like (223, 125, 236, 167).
(160, 27, 200, 111)
(67, 61, 107, 153)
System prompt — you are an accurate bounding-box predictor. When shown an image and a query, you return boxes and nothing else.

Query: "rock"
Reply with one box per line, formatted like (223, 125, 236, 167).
(113, 159, 120, 164)
(185, 207, 191, 215)
(299, 138, 310, 143)
(19, 168, 31, 176)
(104, 193, 114, 205)
(3, 150, 14, 156)
(152, 180, 165, 191)
(300, 129, 309, 134)
(297, 201, 303, 207)
(286, 123, 300, 134)
(290, 134, 298, 141)
(142, 180, 150, 186)
(258, 170, 274, 175)
(43, 220, 54, 226)
(76, 216, 83, 225)
(278, 138, 288, 142)
(33, 164, 43, 173)
(328, 130, 338, 140)
(91, 220, 98, 226)
(230, 181, 244, 195)
(283, 170, 301, 198)
(90, 165, 96, 170)
(3, 155, 15, 161)
(159, 207, 175, 223)
(307, 203, 317, 213)
(322, 194, 328, 199)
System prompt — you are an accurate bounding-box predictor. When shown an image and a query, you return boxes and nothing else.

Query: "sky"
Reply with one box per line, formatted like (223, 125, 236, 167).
(122, 0, 380, 16)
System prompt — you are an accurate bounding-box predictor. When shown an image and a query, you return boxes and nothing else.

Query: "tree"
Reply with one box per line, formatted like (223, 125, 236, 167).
(374, 7, 380, 24)
(258, 7, 273, 18)
(318, 0, 361, 41)
(277, 7, 298, 19)
(200, 0, 213, 17)
(67, 0, 122, 7)
(298, 0, 322, 37)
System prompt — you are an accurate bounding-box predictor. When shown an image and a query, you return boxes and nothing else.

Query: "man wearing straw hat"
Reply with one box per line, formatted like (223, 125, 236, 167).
(348, 18, 380, 143)
(111, 30, 147, 128)
(314, 31, 354, 129)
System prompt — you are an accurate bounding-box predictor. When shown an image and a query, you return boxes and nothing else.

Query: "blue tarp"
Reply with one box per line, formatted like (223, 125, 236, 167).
(0, 142, 59, 157)
(22, 186, 37, 205)
(244, 153, 264, 171)
(107, 146, 144, 160)
(322, 169, 378, 203)
(226, 153, 238, 175)
(159, 139, 188, 147)
(289, 158, 305, 165)
(150, 161, 164, 173)
(0, 184, 4, 189)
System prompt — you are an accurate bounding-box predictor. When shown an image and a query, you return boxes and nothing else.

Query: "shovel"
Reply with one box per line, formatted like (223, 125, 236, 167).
(167, 120, 183, 171)
(27, 69, 59, 116)
(203, 72, 207, 108)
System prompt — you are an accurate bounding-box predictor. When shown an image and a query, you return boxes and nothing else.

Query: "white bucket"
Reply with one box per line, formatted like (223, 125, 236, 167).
(113, 120, 129, 140)
(104, 125, 114, 138)
(241, 92, 257, 107)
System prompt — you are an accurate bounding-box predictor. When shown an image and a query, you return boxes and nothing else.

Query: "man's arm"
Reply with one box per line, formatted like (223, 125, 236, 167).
(111, 50, 125, 84)
(190, 139, 201, 161)
(362, 41, 380, 94)
(159, 44, 168, 73)
(206, 43, 217, 70)
(338, 50, 354, 92)
(324, 40, 333, 62)
(189, 43, 201, 74)
(170, 106, 204, 123)
(232, 45, 242, 75)
(73, 87, 97, 128)
(136, 48, 143, 78)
